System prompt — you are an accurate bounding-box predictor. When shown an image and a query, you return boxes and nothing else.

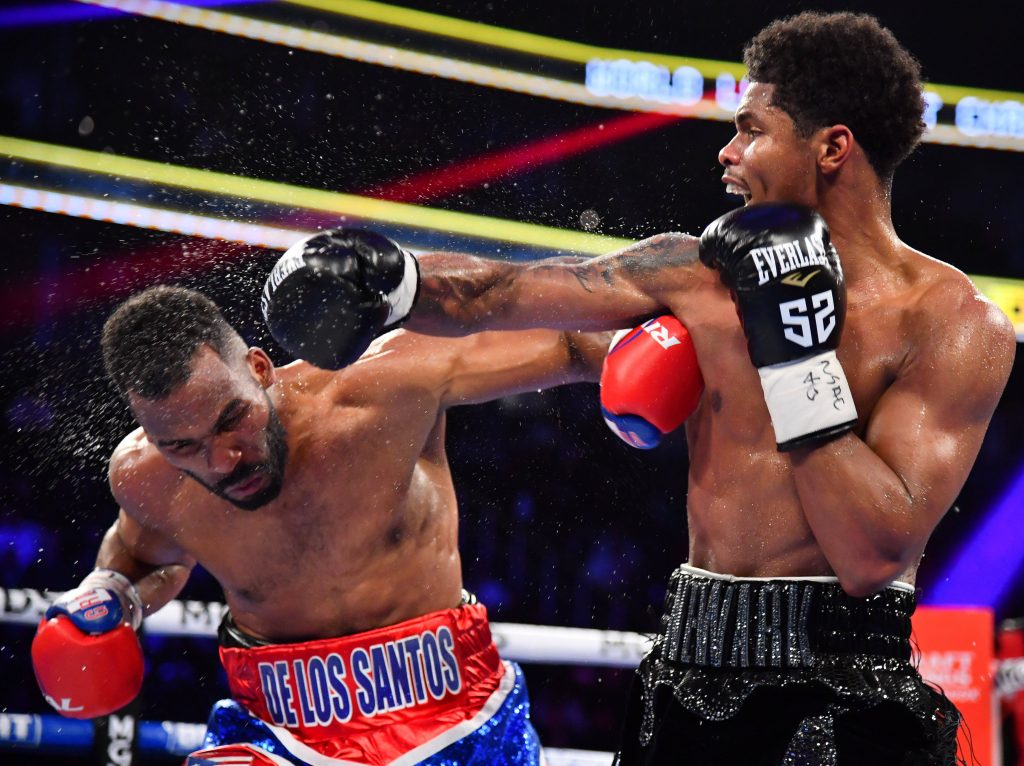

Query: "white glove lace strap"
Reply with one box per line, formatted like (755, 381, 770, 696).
(80, 569, 144, 630)
(757, 350, 858, 449)
(608, 328, 632, 351)
(385, 250, 420, 326)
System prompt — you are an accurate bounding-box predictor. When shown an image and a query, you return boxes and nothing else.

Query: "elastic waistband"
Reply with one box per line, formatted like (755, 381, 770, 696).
(218, 602, 502, 738)
(218, 589, 479, 649)
(677, 563, 915, 593)
(659, 564, 915, 670)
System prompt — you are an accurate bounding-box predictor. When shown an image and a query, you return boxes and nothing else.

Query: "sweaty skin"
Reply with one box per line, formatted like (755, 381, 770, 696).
(100, 328, 607, 641)
(405, 83, 1017, 598)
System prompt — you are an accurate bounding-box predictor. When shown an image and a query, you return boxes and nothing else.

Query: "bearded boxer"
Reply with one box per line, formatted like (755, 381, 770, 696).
(258, 13, 1017, 765)
(31, 283, 702, 766)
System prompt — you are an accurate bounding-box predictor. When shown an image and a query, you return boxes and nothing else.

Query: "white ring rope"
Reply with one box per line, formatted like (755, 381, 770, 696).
(7, 588, 1024, 692)
(0, 587, 651, 668)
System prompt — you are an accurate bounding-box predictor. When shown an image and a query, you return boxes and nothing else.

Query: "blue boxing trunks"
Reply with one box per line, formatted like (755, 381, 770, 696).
(187, 601, 545, 766)
(614, 564, 962, 766)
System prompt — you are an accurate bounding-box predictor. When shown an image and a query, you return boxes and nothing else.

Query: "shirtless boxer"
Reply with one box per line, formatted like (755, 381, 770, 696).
(30, 283, 623, 765)
(258, 12, 1017, 765)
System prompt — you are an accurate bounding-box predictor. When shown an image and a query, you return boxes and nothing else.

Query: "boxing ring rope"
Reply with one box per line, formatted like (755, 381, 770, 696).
(0, 588, 650, 666)
(1, 587, 648, 763)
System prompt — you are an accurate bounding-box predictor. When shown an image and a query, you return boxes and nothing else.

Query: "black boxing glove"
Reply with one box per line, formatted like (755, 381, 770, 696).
(261, 228, 419, 369)
(699, 203, 858, 451)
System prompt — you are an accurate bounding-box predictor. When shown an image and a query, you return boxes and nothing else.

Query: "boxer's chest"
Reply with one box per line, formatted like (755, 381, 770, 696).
(164, 425, 454, 611)
(682, 284, 910, 441)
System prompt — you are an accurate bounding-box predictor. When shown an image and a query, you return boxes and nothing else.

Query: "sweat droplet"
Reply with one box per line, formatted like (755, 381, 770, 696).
(579, 209, 601, 231)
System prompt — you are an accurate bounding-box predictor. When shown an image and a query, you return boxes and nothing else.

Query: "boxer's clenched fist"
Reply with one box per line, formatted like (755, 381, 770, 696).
(32, 569, 144, 718)
(261, 228, 419, 370)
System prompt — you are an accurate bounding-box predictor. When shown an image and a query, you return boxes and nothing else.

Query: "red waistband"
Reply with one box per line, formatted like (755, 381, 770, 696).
(219, 602, 503, 743)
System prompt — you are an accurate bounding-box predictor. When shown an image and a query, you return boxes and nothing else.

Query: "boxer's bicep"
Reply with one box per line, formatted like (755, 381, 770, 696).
(97, 512, 195, 615)
(863, 298, 1015, 537)
(105, 437, 193, 568)
(103, 511, 194, 570)
(102, 449, 195, 611)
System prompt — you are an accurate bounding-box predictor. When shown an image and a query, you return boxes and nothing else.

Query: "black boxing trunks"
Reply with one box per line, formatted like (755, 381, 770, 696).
(614, 564, 962, 766)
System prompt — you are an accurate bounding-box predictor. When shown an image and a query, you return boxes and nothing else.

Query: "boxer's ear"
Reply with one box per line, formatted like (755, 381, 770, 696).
(247, 347, 276, 388)
(816, 124, 853, 176)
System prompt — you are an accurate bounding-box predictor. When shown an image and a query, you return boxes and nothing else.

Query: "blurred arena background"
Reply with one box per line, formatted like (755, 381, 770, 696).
(1, 1, 1022, 763)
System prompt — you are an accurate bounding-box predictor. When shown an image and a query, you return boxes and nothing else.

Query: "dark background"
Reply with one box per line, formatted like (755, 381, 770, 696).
(0, 0, 1021, 762)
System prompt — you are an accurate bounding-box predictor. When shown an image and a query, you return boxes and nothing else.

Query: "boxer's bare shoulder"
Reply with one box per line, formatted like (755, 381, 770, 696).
(269, 330, 452, 417)
(108, 429, 183, 523)
(900, 251, 1015, 378)
(281, 326, 605, 413)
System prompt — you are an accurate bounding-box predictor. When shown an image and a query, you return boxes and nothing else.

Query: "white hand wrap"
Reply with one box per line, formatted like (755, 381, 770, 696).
(757, 350, 858, 451)
(79, 568, 144, 630)
(384, 250, 420, 326)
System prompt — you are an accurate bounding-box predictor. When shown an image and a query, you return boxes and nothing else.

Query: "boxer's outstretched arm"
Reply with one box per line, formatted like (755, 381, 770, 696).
(408, 233, 701, 334)
(790, 282, 1016, 597)
(432, 328, 611, 408)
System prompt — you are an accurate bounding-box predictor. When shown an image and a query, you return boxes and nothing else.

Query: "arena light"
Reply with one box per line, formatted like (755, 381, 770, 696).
(0, 185, 290, 332)
(285, 0, 1024, 109)
(3, 179, 1022, 343)
(0, 2, 125, 25)
(971, 275, 1024, 341)
(72, 0, 731, 122)
(0, 0, 264, 27)
(72, 0, 1024, 152)
(0, 136, 627, 254)
(3, 135, 1023, 334)
(288, 0, 1024, 148)
(925, 463, 1024, 609)
(366, 111, 681, 203)
(0, 183, 304, 248)
(282, 0, 745, 75)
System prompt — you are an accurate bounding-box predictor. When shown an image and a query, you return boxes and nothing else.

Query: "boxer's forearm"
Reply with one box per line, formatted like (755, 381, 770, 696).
(410, 243, 683, 335)
(407, 252, 525, 335)
(96, 523, 193, 617)
(131, 565, 192, 617)
(790, 435, 926, 597)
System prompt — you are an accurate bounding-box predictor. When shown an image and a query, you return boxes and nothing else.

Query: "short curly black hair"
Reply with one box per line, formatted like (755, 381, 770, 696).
(743, 12, 925, 181)
(102, 285, 246, 400)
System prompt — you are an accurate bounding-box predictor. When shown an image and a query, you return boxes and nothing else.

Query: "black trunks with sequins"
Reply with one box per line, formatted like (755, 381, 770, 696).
(614, 564, 963, 766)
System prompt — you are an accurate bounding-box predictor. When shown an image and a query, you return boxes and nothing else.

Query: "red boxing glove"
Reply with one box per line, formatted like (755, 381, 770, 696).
(600, 315, 704, 449)
(31, 569, 145, 719)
